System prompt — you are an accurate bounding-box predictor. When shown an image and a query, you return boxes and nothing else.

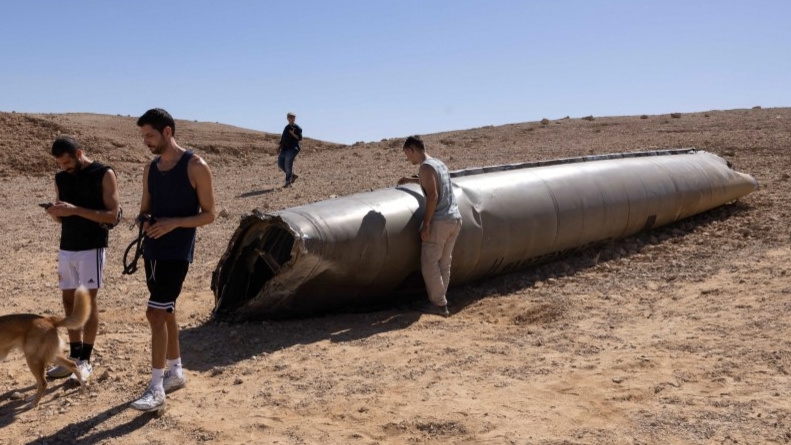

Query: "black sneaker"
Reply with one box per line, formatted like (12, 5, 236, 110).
(415, 302, 450, 317)
(290, 174, 299, 184)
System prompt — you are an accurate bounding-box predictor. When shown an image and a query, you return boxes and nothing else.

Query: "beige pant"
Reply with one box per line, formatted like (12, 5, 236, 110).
(421, 219, 462, 306)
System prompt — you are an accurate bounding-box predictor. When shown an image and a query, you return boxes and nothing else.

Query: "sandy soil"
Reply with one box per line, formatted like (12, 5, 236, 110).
(0, 107, 789, 444)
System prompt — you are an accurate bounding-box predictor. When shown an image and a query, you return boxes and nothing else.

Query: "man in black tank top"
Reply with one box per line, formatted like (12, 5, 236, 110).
(44, 136, 120, 383)
(131, 108, 217, 412)
(277, 111, 303, 187)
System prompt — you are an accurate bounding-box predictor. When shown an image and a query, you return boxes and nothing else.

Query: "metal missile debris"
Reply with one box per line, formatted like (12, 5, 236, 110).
(211, 149, 758, 321)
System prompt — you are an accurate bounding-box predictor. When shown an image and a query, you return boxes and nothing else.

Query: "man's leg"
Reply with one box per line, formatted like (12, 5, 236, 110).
(49, 251, 82, 379)
(142, 259, 186, 374)
(79, 289, 99, 358)
(163, 311, 186, 392)
(439, 220, 462, 295)
(67, 247, 104, 381)
(421, 230, 447, 307)
(146, 307, 188, 395)
(283, 149, 296, 184)
(61, 289, 82, 347)
(67, 289, 99, 382)
(132, 259, 174, 411)
(288, 150, 299, 184)
(80, 248, 104, 352)
(145, 307, 169, 387)
(147, 307, 169, 371)
(165, 313, 180, 361)
(132, 258, 189, 411)
(130, 306, 168, 411)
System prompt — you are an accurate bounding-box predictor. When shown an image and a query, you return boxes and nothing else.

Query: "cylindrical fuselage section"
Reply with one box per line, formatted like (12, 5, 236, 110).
(211, 150, 758, 321)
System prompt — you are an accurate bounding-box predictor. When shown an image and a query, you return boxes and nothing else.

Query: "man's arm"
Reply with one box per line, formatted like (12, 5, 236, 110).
(397, 176, 420, 186)
(99, 169, 120, 224)
(188, 156, 217, 228)
(47, 170, 120, 224)
(291, 126, 303, 141)
(418, 164, 439, 242)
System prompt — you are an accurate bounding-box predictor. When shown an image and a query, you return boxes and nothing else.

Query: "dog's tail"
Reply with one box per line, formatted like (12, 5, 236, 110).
(54, 286, 91, 330)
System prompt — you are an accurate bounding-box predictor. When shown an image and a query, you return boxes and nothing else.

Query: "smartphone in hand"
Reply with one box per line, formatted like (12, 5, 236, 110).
(39, 203, 53, 209)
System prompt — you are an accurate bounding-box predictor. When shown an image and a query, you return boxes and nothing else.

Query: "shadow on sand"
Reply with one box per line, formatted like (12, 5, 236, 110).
(0, 384, 161, 445)
(0, 381, 86, 430)
(236, 188, 276, 198)
(180, 305, 422, 372)
(25, 400, 160, 445)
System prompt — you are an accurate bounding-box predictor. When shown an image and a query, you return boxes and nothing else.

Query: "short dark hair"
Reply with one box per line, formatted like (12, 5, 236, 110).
(403, 135, 425, 151)
(137, 108, 175, 136)
(51, 136, 80, 157)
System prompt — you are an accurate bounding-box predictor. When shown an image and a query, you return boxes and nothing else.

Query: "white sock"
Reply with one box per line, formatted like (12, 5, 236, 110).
(167, 358, 183, 378)
(151, 368, 165, 390)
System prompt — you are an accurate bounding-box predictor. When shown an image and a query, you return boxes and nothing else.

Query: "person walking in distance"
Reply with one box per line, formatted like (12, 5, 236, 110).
(397, 135, 462, 317)
(45, 136, 120, 383)
(277, 111, 302, 187)
(130, 108, 216, 412)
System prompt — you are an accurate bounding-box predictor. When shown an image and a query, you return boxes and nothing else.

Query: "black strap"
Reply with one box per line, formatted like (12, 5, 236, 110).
(122, 224, 145, 275)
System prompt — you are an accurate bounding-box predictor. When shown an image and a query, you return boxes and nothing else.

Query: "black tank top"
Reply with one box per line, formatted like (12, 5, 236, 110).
(57, 162, 111, 251)
(144, 151, 200, 262)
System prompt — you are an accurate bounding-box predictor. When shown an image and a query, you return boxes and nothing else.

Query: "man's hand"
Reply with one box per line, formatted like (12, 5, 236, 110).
(46, 201, 77, 217)
(144, 217, 179, 239)
(420, 221, 431, 242)
(397, 177, 419, 186)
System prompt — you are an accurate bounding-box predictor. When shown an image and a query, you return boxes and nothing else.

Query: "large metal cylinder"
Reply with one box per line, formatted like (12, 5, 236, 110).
(211, 149, 758, 321)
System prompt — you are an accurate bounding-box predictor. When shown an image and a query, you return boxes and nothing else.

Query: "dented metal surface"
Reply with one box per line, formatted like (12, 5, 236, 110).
(211, 149, 758, 321)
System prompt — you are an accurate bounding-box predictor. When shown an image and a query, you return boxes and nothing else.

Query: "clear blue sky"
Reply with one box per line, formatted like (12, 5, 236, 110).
(2, 1, 789, 144)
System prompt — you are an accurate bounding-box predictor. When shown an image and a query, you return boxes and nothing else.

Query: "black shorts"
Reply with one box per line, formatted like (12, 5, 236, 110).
(144, 259, 190, 313)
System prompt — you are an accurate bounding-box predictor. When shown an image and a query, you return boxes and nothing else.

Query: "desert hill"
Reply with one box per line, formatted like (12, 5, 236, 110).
(0, 111, 344, 177)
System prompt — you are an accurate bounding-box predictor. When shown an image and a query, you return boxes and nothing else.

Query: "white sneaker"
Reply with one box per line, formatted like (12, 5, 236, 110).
(69, 360, 92, 383)
(163, 370, 186, 394)
(47, 357, 78, 379)
(130, 386, 166, 412)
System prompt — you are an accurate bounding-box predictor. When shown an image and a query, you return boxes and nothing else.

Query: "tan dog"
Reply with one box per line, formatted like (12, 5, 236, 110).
(0, 286, 90, 408)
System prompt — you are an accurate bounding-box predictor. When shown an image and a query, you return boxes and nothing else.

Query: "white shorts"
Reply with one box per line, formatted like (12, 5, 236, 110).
(58, 248, 105, 290)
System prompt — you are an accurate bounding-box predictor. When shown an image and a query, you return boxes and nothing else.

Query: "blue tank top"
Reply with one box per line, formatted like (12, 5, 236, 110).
(422, 158, 461, 221)
(144, 151, 200, 261)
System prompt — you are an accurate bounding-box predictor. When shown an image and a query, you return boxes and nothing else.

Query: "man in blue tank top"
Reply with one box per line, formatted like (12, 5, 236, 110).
(44, 136, 120, 384)
(130, 108, 217, 412)
(397, 135, 462, 317)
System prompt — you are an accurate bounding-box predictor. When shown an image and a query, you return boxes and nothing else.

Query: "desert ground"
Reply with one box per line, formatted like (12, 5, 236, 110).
(0, 107, 789, 444)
